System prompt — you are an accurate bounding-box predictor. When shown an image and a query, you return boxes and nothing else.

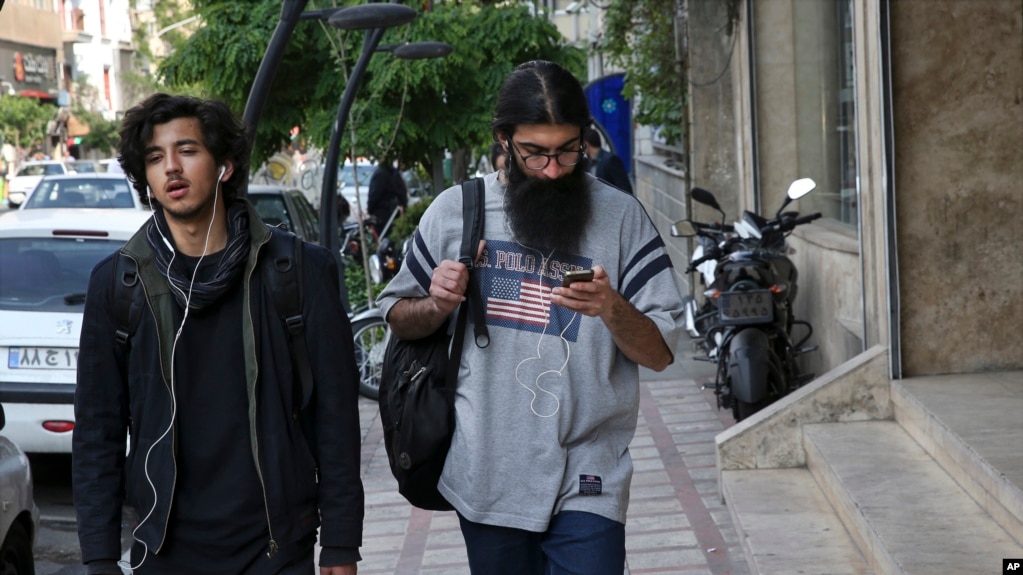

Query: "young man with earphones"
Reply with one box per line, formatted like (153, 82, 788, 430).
(377, 61, 685, 575)
(72, 94, 364, 575)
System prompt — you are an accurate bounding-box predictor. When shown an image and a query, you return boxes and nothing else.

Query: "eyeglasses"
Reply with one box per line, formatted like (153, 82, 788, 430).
(508, 139, 584, 171)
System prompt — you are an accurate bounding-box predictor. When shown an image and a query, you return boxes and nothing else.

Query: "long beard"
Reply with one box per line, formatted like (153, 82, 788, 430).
(503, 159, 591, 255)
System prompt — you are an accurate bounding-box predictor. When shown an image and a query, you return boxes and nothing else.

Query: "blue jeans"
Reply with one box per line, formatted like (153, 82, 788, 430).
(458, 510, 626, 575)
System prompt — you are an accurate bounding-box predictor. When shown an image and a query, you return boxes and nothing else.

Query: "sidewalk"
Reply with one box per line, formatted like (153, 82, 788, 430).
(348, 354, 752, 575)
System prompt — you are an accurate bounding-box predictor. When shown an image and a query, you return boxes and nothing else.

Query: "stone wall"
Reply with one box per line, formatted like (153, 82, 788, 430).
(890, 0, 1023, 375)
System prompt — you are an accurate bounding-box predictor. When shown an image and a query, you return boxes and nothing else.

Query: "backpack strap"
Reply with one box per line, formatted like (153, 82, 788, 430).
(262, 228, 314, 410)
(459, 177, 489, 348)
(112, 253, 140, 348)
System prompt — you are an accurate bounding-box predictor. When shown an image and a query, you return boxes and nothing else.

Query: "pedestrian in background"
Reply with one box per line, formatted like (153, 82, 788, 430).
(72, 93, 364, 575)
(366, 158, 408, 235)
(583, 127, 633, 194)
(489, 141, 507, 174)
(377, 60, 684, 575)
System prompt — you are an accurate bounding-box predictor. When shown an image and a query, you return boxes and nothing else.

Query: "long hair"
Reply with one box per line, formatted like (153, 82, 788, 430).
(491, 61, 592, 140)
(117, 94, 250, 204)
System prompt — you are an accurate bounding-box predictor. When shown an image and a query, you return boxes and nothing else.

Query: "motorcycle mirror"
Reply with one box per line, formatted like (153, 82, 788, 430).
(691, 187, 727, 226)
(671, 220, 698, 238)
(776, 177, 817, 216)
(691, 187, 722, 211)
(787, 178, 816, 200)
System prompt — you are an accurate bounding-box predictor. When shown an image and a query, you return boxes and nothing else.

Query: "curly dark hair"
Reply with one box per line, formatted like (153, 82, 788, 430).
(117, 93, 250, 204)
(491, 60, 592, 141)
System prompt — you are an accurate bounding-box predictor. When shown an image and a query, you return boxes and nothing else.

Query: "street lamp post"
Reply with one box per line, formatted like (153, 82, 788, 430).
(318, 7, 452, 311)
(319, 38, 454, 312)
(240, 2, 451, 311)
(241, 0, 310, 161)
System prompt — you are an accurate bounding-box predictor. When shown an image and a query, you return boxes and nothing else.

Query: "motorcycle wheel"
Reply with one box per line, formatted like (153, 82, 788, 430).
(731, 356, 786, 421)
(351, 315, 390, 400)
(733, 398, 770, 421)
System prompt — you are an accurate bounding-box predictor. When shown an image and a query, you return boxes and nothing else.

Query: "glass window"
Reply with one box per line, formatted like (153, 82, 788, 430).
(250, 195, 291, 231)
(0, 238, 126, 311)
(24, 178, 134, 209)
(753, 0, 859, 228)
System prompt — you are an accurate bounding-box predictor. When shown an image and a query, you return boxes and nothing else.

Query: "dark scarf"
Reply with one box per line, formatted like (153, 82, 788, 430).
(146, 202, 252, 311)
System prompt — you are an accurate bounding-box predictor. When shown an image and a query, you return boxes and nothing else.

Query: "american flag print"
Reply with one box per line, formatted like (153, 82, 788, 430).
(475, 240, 591, 340)
(487, 277, 551, 327)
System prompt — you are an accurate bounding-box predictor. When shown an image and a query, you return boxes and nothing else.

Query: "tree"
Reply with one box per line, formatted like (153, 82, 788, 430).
(601, 0, 685, 146)
(0, 96, 53, 155)
(75, 109, 121, 155)
(158, 0, 583, 187)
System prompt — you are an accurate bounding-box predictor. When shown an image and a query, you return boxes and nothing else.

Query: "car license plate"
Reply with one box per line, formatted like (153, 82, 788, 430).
(718, 290, 774, 325)
(8, 347, 78, 370)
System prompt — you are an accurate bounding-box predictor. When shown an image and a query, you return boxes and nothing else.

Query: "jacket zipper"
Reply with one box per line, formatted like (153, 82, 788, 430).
(247, 234, 279, 558)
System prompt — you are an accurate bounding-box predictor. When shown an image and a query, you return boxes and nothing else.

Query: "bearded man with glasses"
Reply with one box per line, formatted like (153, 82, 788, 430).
(377, 60, 684, 575)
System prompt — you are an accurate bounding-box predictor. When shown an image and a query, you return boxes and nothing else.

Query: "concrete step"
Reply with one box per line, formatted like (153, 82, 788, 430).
(892, 373, 1023, 544)
(804, 421, 1023, 575)
(721, 468, 873, 575)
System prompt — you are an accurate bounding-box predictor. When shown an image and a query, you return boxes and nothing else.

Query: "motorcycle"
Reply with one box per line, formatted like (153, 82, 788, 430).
(368, 206, 412, 285)
(349, 305, 390, 400)
(672, 178, 821, 421)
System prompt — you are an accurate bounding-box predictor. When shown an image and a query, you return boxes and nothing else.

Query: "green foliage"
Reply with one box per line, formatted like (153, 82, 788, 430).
(73, 108, 120, 155)
(343, 253, 386, 311)
(601, 0, 684, 146)
(158, 0, 583, 173)
(0, 97, 53, 149)
(390, 196, 433, 241)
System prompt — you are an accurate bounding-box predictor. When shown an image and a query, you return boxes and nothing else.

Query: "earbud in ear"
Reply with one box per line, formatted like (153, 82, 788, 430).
(219, 165, 226, 181)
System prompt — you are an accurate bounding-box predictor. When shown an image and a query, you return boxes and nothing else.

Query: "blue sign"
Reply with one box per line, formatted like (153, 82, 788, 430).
(584, 73, 631, 175)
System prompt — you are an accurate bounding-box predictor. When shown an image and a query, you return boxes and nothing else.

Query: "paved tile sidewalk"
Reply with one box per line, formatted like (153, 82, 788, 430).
(347, 357, 751, 575)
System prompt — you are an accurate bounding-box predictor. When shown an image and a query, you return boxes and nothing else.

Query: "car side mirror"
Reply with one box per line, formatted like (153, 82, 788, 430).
(0, 403, 6, 431)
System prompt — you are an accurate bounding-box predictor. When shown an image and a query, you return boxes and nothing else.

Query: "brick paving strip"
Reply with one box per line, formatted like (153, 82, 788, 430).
(350, 371, 749, 575)
(628, 379, 746, 574)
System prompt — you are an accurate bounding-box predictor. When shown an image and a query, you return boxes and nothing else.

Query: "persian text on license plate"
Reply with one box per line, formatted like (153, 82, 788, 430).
(8, 347, 78, 370)
(718, 290, 773, 325)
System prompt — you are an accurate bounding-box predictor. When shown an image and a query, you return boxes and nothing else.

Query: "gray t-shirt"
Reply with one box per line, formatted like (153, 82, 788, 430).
(377, 171, 684, 531)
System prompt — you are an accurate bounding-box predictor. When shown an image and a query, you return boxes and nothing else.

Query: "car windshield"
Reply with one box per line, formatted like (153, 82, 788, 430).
(339, 165, 373, 187)
(0, 238, 125, 311)
(17, 164, 63, 177)
(23, 178, 135, 209)
(249, 194, 292, 231)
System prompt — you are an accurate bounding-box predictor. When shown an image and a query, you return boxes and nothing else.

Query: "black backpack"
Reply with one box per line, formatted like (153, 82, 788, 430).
(111, 226, 314, 410)
(378, 177, 488, 511)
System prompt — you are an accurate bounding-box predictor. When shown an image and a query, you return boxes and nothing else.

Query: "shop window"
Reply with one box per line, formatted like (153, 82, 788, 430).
(753, 0, 859, 228)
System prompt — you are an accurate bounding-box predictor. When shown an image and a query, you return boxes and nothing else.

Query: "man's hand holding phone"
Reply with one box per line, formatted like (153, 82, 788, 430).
(562, 268, 595, 288)
(554, 266, 614, 317)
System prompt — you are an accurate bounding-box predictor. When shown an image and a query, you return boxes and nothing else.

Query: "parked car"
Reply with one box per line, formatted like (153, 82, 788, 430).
(98, 158, 124, 174)
(20, 174, 147, 210)
(4, 161, 73, 208)
(338, 161, 374, 223)
(68, 160, 101, 174)
(247, 185, 320, 244)
(0, 208, 151, 453)
(402, 169, 432, 201)
(0, 403, 39, 574)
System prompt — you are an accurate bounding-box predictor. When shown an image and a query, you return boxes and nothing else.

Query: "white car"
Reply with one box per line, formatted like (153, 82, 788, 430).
(0, 404, 39, 574)
(20, 174, 147, 210)
(338, 161, 375, 223)
(0, 208, 151, 453)
(4, 161, 73, 208)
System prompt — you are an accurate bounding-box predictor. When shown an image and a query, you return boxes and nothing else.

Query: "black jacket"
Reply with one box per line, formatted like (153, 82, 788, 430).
(72, 203, 364, 565)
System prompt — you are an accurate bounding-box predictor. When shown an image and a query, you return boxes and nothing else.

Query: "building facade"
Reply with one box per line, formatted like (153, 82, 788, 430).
(637, 0, 1022, 381)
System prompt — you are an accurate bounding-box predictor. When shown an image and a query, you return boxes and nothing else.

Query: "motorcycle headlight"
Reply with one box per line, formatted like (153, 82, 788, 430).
(369, 254, 384, 284)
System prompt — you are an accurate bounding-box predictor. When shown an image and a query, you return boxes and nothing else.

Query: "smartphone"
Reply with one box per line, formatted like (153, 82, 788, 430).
(562, 269, 595, 287)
